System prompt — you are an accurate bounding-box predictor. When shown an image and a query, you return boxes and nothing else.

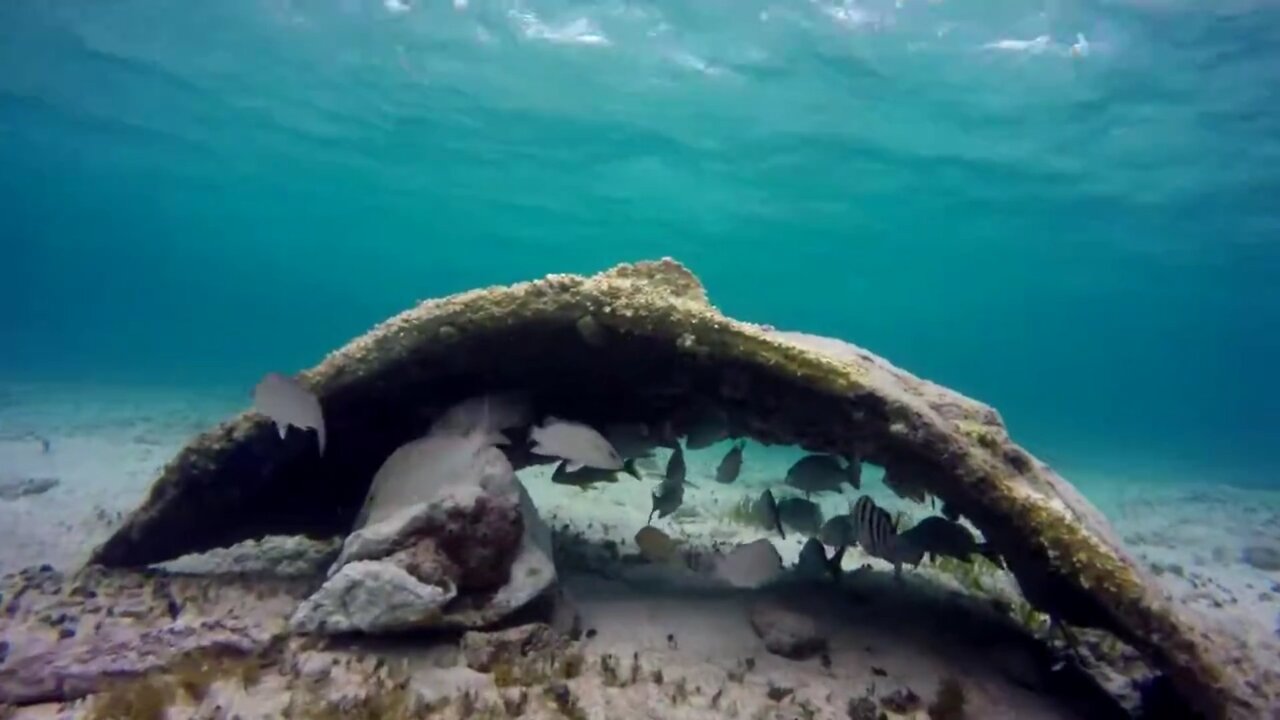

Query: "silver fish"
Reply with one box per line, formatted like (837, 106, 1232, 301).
(777, 496, 824, 536)
(530, 417, 622, 471)
(784, 455, 850, 496)
(714, 440, 746, 484)
(253, 372, 326, 455)
(649, 476, 685, 523)
(552, 458, 641, 490)
(895, 516, 1003, 568)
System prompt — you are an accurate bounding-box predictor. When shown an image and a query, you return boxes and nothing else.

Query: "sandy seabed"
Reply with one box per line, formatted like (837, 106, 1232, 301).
(2, 381, 1278, 719)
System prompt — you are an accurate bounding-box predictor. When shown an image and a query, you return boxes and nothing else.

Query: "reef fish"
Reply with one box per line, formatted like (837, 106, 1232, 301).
(881, 460, 929, 504)
(605, 422, 658, 461)
(649, 476, 685, 523)
(530, 417, 622, 471)
(714, 441, 746, 484)
(784, 455, 852, 496)
(819, 515, 855, 549)
(797, 537, 846, 582)
(552, 458, 640, 490)
(665, 442, 689, 486)
(753, 489, 786, 540)
(777, 496, 824, 536)
(253, 372, 326, 455)
(894, 516, 1003, 569)
(682, 404, 729, 450)
(849, 495, 905, 575)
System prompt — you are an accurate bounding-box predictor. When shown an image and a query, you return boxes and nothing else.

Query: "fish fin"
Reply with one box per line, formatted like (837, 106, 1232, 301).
(565, 460, 583, 472)
(622, 458, 642, 480)
(776, 521, 786, 541)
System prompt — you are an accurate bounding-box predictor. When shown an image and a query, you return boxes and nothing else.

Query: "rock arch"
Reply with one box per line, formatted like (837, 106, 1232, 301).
(92, 259, 1271, 719)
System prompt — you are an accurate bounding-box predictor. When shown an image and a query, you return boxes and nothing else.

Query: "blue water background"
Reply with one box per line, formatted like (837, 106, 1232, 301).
(2, 0, 1278, 486)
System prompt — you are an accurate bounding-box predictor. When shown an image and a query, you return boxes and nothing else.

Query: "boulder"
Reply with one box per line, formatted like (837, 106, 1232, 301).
(89, 259, 1276, 718)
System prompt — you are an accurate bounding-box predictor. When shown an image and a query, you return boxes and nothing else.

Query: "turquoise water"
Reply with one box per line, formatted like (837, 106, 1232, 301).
(2, 0, 1278, 486)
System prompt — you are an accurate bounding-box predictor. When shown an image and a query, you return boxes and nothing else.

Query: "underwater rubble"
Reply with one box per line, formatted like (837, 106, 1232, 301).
(0, 259, 1269, 718)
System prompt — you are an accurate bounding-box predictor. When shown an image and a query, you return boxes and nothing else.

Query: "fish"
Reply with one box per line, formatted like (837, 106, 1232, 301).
(665, 442, 689, 486)
(752, 489, 786, 540)
(784, 455, 850, 496)
(714, 441, 746, 484)
(649, 477, 685, 523)
(881, 460, 929, 504)
(843, 453, 863, 490)
(605, 422, 658, 461)
(530, 417, 623, 471)
(849, 495, 905, 576)
(797, 537, 846, 582)
(895, 516, 1004, 569)
(682, 404, 729, 450)
(551, 458, 640, 490)
(819, 515, 855, 549)
(777, 496, 824, 536)
(253, 372, 326, 455)
(635, 525, 682, 563)
(712, 539, 783, 589)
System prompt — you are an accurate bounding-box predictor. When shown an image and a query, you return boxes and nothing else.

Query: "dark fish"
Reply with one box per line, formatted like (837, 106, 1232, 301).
(552, 458, 640, 490)
(819, 515, 855, 548)
(881, 460, 929, 504)
(683, 404, 729, 450)
(649, 477, 685, 523)
(665, 442, 689, 486)
(605, 422, 658, 461)
(843, 453, 862, 490)
(777, 497, 824, 536)
(714, 441, 746, 484)
(784, 455, 848, 496)
(896, 516, 1003, 569)
(799, 537, 846, 582)
(753, 489, 786, 540)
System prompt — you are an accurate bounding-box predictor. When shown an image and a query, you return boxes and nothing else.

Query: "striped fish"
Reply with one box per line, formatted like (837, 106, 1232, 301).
(849, 495, 905, 576)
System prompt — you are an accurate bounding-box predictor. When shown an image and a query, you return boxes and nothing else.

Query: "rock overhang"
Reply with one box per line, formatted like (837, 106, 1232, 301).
(90, 258, 1274, 719)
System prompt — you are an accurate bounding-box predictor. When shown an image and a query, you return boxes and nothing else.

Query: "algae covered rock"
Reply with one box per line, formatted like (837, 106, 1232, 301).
(90, 259, 1275, 718)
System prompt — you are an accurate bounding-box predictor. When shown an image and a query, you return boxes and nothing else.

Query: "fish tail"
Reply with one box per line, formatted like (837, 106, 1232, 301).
(623, 458, 641, 480)
(775, 519, 786, 540)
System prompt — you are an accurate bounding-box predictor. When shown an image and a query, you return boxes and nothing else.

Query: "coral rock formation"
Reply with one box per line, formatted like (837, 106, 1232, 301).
(91, 259, 1275, 718)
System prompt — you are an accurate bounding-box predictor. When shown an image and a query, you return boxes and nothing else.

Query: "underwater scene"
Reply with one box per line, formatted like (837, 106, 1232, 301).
(2, 0, 1279, 718)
